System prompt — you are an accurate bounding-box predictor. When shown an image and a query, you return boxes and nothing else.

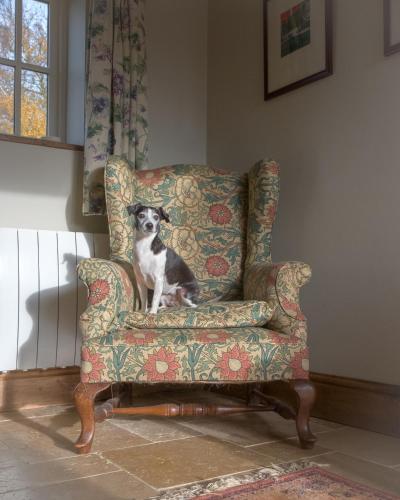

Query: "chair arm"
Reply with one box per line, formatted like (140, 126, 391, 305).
(78, 258, 134, 340)
(244, 261, 311, 338)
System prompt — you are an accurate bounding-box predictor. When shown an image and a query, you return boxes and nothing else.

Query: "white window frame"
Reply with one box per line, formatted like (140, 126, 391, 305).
(0, 0, 67, 139)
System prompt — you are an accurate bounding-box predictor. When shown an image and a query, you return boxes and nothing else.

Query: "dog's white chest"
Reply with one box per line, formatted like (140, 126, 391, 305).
(133, 238, 166, 289)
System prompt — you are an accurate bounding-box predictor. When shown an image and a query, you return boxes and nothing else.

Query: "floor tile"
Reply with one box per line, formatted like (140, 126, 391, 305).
(0, 455, 118, 494)
(44, 413, 150, 453)
(103, 436, 275, 489)
(0, 440, 23, 469)
(108, 416, 201, 443)
(316, 426, 400, 467)
(251, 439, 332, 463)
(310, 417, 345, 430)
(0, 417, 76, 464)
(0, 471, 156, 500)
(313, 452, 400, 496)
(0, 405, 74, 423)
(177, 410, 335, 446)
(0, 411, 149, 464)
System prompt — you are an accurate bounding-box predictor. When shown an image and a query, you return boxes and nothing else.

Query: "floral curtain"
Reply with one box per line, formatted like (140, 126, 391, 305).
(83, 0, 148, 215)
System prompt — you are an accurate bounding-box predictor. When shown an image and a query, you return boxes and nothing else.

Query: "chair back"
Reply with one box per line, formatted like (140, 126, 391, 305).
(105, 158, 279, 302)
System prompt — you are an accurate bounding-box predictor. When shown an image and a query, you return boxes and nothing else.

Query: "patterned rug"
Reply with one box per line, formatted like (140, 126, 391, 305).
(152, 464, 399, 499)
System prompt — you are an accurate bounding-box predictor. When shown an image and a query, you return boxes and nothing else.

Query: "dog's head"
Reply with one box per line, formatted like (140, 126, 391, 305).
(127, 203, 170, 235)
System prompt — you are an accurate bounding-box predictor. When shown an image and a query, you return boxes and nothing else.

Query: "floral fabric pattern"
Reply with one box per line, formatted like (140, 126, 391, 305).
(78, 258, 134, 340)
(81, 346, 106, 383)
(78, 156, 312, 385)
(83, 327, 308, 382)
(83, 0, 148, 215)
(105, 157, 135, 265)
(124, 301, 274, 329)
(88, 279, 110, 305)
(133, 164, 248, 302)
(123, 330, 157, 345)
(143, 347, 181, 382)
(246, 160, 280, 268)
(244, 261, 312, 339)
(216, 344, 252, 381)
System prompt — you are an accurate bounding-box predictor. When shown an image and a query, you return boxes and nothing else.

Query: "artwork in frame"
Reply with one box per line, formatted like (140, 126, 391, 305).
(384, 0, 400, 56)
(264, 0, 333, 101)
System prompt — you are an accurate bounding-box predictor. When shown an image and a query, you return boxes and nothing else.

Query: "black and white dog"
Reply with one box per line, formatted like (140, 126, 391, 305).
(127, 203, 199, 314)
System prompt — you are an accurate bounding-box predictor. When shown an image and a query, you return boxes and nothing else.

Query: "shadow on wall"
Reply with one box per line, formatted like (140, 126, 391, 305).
(17, 253, 84, 375)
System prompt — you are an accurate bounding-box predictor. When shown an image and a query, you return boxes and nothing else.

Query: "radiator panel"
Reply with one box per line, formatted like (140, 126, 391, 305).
(0, 228, 109, 372)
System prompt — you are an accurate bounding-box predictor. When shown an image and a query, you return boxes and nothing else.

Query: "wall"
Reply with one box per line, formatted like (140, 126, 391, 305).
(147, 0, 208, 166)
(207, 0, 400, 385)
(66, 0, 86, 146)
(0, 142, 107, 233)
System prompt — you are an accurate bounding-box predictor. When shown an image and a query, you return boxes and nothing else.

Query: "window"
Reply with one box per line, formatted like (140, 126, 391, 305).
(0, 0, 64, 139)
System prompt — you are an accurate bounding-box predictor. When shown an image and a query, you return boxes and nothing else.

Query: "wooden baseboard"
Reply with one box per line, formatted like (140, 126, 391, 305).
(1, 368, 399, 438)
(0, 367, 80, 412)
(310, 372, 400, 438)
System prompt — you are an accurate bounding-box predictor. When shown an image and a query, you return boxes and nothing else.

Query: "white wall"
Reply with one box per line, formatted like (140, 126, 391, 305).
(0, 142, 107, 233)
(208, 0, 400, 385)
(147, 0, 208, 166)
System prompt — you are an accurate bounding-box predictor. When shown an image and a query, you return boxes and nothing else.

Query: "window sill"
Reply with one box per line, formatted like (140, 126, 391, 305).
(0, 133, 83, 152)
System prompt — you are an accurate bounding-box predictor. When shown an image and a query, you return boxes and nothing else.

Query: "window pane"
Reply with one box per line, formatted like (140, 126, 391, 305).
(0, 63, 14, 134)
(0, 0, 15, 60)
(21, 69, 47, 137)
(22, 0, 48, 67)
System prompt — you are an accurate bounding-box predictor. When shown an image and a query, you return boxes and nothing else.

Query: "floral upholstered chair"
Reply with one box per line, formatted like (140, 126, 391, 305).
(74, 157, 316, 454)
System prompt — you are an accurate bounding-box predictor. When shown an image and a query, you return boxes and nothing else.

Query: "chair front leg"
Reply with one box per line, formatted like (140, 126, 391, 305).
(74, 382, 110, 454)
(290, 380, 317, 449)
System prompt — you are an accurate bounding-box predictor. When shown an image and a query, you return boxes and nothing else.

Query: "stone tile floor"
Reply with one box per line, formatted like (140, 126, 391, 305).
(0, 390, 399, 499)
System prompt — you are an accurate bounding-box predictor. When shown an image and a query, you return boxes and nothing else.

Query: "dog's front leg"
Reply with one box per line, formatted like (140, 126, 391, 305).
(149, 278, 163, 314)
(137, 280, 148, 313)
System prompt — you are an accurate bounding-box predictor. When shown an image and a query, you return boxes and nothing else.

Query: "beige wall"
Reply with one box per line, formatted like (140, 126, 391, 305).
(208, 0, 400, 385)
(147, 0, 208, 166)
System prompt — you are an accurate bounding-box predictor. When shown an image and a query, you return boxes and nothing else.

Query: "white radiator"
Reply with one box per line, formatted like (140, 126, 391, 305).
(0, 228, 110, 372)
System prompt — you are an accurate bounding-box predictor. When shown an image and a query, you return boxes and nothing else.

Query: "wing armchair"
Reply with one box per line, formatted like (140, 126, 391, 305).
(74, 157, 316, 454)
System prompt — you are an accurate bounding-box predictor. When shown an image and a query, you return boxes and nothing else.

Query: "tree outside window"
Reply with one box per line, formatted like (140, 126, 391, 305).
(0, 0, 51, 138)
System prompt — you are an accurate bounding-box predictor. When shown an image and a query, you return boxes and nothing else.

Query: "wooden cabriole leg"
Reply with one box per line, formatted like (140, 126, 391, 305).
(290, 379, 317, 449)
(245, 380, 317, 448)
(74, 382, 110, 454)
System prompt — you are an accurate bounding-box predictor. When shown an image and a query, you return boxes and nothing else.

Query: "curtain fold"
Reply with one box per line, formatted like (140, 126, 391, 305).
(83, 0, 148, 215)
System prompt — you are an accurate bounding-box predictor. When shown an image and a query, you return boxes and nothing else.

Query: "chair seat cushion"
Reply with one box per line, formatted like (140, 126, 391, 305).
(81, 327, 308, 383)
(123, 301, 274, 329)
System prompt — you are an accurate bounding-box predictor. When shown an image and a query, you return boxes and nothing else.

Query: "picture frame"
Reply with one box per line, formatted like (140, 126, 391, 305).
(264, 0, 333, 101)
(384, 0, 400, 56)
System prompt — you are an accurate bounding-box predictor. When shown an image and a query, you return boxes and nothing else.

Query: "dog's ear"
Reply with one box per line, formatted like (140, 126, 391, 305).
(127, 203, 143, 216)
(158, 207, 170, 223)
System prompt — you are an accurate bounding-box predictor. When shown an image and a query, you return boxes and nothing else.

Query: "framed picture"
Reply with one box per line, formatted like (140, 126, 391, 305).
(384, 0, 400, 56)
(264, 0, 333, 100)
